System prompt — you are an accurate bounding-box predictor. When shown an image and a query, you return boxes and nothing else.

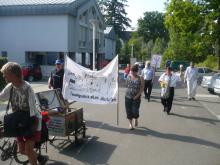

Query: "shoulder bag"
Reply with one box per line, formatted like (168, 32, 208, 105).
(161, 75, 171, 99)
(3, 87, 36, 137)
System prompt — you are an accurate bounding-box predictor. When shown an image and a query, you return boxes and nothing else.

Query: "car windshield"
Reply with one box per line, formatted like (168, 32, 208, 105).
(204, 68, 212, 73)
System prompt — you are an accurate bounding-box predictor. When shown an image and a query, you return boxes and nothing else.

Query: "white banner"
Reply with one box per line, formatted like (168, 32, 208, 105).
(62, 55, 118, 104)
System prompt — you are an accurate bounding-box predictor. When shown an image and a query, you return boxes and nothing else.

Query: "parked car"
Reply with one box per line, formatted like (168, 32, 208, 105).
(207, 73, 220, 93)
(213, 78, 220, 96)
(197, 67, 216, 85)
(201, 75, 212, 88)
(21, 63, 42, 82)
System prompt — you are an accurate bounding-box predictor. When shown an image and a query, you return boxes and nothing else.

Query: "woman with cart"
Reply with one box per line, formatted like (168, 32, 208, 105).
(0, 62, 48, 165)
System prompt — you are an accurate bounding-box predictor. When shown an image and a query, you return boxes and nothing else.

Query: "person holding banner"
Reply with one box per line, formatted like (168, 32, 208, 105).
(125, 65, 144, 130)
(48, 59, 64, 91)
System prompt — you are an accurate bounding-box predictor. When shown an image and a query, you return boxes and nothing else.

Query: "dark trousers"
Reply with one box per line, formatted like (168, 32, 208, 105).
(144, 80, 153, 99)
(161, 87, 174, 113)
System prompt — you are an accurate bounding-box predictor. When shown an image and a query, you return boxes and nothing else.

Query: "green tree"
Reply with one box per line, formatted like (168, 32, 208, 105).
(119, 41, 130, 64)
(199, 0, 220, 69)
(164, 0, 211, 63)
(137, 11, 168, 43)
(152, 38, 166, 55)
(97, 0, 131, 38)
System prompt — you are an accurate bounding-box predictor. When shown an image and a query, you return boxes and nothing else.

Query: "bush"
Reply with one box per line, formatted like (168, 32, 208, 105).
(0, 57, 8, 90)
(196, 55, 219, 70)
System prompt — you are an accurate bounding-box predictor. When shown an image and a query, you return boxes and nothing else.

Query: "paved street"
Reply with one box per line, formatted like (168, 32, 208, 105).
(0, 73, 220, 165)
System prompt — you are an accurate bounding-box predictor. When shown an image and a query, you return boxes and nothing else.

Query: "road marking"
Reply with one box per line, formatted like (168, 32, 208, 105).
(196, 94, 219, 98)
(199, 101, 220, 120)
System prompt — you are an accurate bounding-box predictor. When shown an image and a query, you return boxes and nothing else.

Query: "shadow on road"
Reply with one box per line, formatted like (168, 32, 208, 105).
(86, 120, 220, 149)
(170, 113, 219, 125)
(58, 136, 116, 165)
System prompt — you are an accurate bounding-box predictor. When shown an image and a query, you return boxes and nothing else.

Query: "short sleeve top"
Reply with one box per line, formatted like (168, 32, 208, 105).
(125, 75, 141, 99)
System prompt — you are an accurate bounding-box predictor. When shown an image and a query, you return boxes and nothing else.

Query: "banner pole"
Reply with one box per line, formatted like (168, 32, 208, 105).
(117, 55, 119, 126)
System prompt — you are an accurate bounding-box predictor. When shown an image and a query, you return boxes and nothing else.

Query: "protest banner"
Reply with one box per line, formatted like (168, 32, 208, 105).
(63, 55, 118, 104)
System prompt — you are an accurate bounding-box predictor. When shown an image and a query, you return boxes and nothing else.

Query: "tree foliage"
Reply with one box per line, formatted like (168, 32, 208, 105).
(137, 11, 168, 43)
(97, 0, 131, 38)
(164, 0, 219, 67)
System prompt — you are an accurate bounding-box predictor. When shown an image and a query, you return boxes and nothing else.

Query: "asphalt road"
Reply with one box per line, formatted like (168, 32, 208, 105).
(0, 72, 220, 165)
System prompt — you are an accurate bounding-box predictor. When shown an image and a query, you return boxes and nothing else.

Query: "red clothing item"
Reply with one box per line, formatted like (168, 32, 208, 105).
(124, 67, 130, 74)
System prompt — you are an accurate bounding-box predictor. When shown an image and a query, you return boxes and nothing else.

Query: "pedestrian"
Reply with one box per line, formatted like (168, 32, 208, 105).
(125, 65, 144, 130)
(48, 59, 64, 91)
(165, 59, 171, 68)
(124, 64, 130, 80)
(141, 61, 155, 102)
(159, 67, 181, 115)
(178, 64, 185, 81)
(184, 62, 198, 100)
(0, 62, 48, 165)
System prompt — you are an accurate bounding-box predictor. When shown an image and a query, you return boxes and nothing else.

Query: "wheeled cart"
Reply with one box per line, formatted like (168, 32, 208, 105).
(35, 89, 86, 144)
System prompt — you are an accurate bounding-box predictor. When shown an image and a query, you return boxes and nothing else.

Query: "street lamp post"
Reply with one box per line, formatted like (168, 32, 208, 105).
(90, 19, 98, 70)
(131, 43, 134, 58)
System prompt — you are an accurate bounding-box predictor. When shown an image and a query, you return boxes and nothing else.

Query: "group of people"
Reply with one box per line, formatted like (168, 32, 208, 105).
(0, 59, 64, 165)
(124, 61, 198, 129)
(0, 57, 198, 163)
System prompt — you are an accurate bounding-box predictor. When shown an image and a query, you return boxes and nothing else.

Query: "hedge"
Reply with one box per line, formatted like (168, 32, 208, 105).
(0, 57, 8, 90)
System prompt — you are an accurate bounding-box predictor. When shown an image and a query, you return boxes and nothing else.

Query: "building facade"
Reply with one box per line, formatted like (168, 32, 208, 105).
(104, 26, 116, 61)
(0, 0, 105, 76)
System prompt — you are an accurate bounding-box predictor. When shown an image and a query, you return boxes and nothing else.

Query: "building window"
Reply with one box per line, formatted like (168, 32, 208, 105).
(1, 51, 7, 58)
(79, 26, 86, 47)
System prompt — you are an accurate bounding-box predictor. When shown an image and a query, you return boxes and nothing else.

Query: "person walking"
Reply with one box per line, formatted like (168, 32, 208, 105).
(184, 62, 198, 100)
(0, 62, 47, 165)
(141, 61, 155, 102)
(159, 67, 181, 115)
(124, 64, 130, 80)
(48, 59, 64, 91)
(178, 64, 185, 81)
(125, 65, 144, 130)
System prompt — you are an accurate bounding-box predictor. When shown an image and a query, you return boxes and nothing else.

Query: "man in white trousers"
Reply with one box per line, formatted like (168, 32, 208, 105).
(184, 62, 198, 100)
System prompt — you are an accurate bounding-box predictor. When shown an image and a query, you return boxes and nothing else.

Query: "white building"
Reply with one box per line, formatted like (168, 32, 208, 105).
(0, 0, 105, 76)
(104, 26, 116, 61)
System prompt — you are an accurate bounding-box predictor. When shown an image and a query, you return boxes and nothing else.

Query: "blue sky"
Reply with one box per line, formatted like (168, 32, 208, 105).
(126, 0, 166, 30)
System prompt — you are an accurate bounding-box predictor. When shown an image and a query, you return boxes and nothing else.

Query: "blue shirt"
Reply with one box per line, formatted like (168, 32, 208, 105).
(141, 67, 154, 80)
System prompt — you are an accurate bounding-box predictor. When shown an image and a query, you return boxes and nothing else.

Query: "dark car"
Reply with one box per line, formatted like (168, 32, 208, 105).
(21, 63, 42, 82)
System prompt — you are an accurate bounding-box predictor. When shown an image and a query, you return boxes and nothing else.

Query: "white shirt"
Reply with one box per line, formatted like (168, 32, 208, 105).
(0, 82, 42, 131)
(158, 73, 181, 87)
(184, 66, 198, 81)
(141, 67, 154, 80)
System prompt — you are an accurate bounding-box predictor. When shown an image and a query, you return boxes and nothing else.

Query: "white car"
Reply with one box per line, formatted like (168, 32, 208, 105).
(207, 73, 220, 93)
(213, 78, 220, 96)
(201, 75, 212, 88)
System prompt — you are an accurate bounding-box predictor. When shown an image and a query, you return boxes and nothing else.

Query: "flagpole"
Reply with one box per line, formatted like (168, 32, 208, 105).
(117, 55, 119, 126)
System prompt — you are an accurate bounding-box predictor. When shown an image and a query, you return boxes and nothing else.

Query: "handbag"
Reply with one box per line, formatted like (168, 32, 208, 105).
(161, 75, 171, 99)
(3, 87, 36, 137)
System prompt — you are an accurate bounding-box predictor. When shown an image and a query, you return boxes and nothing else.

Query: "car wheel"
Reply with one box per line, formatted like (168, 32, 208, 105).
(28, 76, 34, 82)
